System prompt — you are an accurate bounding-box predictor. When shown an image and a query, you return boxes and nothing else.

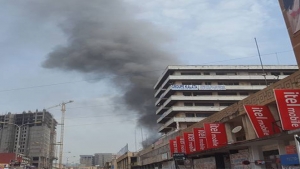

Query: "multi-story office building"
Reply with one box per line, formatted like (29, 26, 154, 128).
(94, 153, 113, 167)
(154, 65, 298, 134)
(80, 155, 94, 166)
(0, 110, 57, 168)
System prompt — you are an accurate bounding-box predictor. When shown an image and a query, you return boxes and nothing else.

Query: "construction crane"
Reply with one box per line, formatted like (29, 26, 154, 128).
(47, 100, 74, 169)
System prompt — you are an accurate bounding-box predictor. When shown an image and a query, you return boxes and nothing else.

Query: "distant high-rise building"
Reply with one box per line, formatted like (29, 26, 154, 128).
(0, 110, 57, 169)
(80, 155, 94, 166)
(94, 153, 113, 167)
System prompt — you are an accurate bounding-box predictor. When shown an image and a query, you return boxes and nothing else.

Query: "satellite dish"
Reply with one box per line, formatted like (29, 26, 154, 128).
(232, 126, 242, 133)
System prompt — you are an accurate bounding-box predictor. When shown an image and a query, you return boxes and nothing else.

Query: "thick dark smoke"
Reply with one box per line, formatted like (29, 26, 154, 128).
(22, 0, 179, 147)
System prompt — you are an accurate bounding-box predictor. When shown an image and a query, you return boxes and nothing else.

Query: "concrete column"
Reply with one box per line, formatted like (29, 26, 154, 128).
(277, 140, 289, 155)
(176, 122, 180, 131)
(225, 123, 235, 143)
(242, 115, 257, 140)
(249, 146, 266, 169)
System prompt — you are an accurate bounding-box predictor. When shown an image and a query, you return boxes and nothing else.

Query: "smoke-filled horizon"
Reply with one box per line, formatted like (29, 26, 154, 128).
(19, 0, 180, 146)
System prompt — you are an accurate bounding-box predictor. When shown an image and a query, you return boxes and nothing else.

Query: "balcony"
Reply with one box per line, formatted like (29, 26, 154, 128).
(156, 95, 246, 112)
(158, 117, 205, 132)
(155, 85, 266, 106)
(157, 106, 225, 123)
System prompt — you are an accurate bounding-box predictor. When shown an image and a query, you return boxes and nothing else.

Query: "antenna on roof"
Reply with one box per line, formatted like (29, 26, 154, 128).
(254, 38, 268, 86)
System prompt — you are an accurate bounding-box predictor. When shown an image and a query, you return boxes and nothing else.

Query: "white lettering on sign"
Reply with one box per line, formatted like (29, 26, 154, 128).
(197, 130, 206, 150)
(171, 85, 226, 91)
(284, 92, 300, 127)
(173, 141, 178, 153)
(188, 134, 194, 152)
(252, 107, 270, 135)
(180, 138, 185, 152)
(210, 124, 221, 147)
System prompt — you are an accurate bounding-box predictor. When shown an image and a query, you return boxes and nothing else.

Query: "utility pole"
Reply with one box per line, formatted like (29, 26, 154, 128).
(47, 100, 74, 169)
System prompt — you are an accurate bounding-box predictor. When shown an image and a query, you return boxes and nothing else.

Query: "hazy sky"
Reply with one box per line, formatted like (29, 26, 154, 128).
(0, 0, 297, 164)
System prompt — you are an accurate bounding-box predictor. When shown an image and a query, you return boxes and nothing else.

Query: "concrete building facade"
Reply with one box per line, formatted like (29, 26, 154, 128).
(0, 110, 57, 169)
(94, 153, 112, 167)
(154, 65, 298, 134)
(80, 155, 94, 167)
(137, 68, 300, 169)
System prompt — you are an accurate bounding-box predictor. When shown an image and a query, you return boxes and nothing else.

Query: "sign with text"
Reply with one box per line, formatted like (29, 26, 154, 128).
(183, 132, 195, 154)
(193, 128, 207, 152)
(280, 154, 300, 165)
(244, 105, 280, 138)
(274, 89, 300, 130)
(171, 85, 226, 91)
(172, 153, 186, 160)
(204, 123, 228, 149)
(176, 136, 186, 153)
(169, 139, 178, 157)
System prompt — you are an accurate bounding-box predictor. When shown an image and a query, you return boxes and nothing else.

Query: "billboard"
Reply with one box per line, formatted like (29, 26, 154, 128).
(244, 105, 281, 137)
(274, 89, 300, 130)
(193, 128, 207, 152)
(204, 123, 228, 149)
(279, 0, 300, 66)
(183, 132, 195, 154)
(176, 136, 186, 153)
(169, 140, 178, 157)
(282, 0, 300, 34)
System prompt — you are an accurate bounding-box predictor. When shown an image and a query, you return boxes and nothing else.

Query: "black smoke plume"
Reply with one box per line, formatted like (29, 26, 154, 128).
(22, 0, 179, 147)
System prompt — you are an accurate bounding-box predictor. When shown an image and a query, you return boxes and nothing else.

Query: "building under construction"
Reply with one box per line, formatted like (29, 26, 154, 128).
(0, 110, 57, 169)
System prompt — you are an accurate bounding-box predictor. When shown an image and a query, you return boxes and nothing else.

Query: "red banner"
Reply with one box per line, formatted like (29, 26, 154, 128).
(193, 128, 207, 152)
(169, 139, 178, 156)
(204, 123, 227, 149)
(244, 105, 280, 138)
(183, 132, 195, 154)
(176, 136, 186, 153)
(274, 89, 300, 130)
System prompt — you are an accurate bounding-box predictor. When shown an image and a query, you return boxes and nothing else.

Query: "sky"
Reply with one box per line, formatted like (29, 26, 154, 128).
(0, 0, 297, 164)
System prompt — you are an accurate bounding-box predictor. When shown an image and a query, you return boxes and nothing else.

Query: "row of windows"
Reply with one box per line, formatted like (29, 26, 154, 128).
(180, 71, 293, 76)
(183, 102, 235, 107)
(181, 82, 274, 86)
(185, 113, 212, 117)
(183, 92, 249, 96)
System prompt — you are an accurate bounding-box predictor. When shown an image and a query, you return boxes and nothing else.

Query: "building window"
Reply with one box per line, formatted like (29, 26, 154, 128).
(185, 113, 195, 117)
(182, 82, 192, 85)
(271, 72, 280, 76)
(218, 92, 237, 95)
(183, 92, 192, 96)
(218, 82, 239, 85)
(283, 72, 293, 75)
(216, 72, 227, 75)
(184, 102, 193, 106)
(204, 82, 211, 85)
(203, 72, 210, 75)
(194, 103, 214, 106)
(240, 92, 249, 96)
(219, 103, 235, 106)
(193, 92, 212, 96)
(196, 113, 211, 117)
(181, 72, 201, 75)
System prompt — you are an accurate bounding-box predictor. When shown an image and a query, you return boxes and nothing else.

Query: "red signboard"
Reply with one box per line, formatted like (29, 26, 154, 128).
(176, 136, 186, 153)
(244, 105, 280, 138)
(274, 89, 300, 130)
(169, 139, 178, 156)
(193, 128, 207, 152)
(204, 123, 227, 149)
(183, 132, 195, 154)
(285, 145, 297, 154)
